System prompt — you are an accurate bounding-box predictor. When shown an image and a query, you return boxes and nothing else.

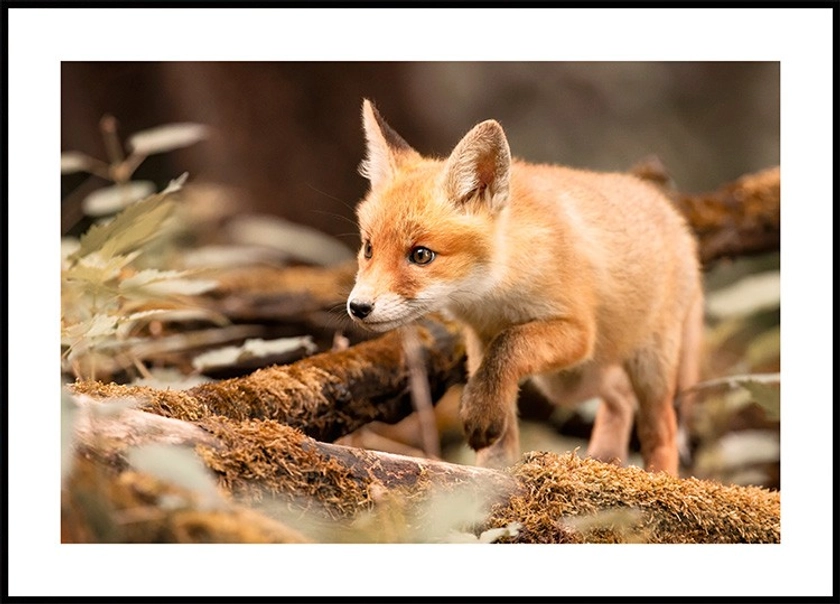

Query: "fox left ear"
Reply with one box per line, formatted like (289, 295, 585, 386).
(359, 99, 418, 190)
(443, 120, 511, 211)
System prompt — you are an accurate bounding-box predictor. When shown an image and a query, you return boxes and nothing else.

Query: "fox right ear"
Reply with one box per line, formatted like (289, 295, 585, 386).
(359, 99, 417, 189)
(443, 119, 511, 212)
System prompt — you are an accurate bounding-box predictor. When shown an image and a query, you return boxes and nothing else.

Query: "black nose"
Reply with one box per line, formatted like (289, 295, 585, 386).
(348, 300, 374, 319)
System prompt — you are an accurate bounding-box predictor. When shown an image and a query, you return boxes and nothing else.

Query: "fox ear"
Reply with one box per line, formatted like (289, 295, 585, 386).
(443, 120, 510, 211)
(359, 99, 417, 189)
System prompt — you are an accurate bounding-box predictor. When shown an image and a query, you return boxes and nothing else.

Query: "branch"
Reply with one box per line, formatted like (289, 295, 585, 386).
(673, 166, 780, 267)
(71, 316, 466, 442)
(631, 159, 780, 267)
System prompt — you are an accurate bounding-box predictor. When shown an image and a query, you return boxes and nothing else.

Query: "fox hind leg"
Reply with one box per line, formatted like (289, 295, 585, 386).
(676, 289, 705, 464)
(624, 340, 682, 475)
(586, 365, 637, 466)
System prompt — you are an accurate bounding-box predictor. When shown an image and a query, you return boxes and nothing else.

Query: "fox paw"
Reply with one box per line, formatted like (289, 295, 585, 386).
(459, 384, 508, 450)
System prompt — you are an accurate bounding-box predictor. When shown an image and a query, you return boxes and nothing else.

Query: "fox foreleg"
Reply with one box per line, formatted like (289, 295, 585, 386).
(460, 317, 594, 468)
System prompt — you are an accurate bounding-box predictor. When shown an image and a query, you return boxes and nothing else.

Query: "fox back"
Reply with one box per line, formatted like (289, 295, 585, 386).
(348, 99, 703, 474)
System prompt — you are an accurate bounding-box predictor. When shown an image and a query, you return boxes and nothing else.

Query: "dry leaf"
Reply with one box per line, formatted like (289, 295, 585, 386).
(227, 214, 354, 266)
(82, 181, 157, 217)
(127, 444, 223, 507)
(127, 123, 209, 156)
(74, 183, 181, 260)
(60, 151, 95, 174)
(706, 271, 780, 318)
(191, 336, 317, 372)
(119, 269, 218, 297)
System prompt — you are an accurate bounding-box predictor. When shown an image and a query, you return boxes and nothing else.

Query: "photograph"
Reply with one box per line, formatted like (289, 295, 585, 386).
(6, 5, 835, 600)
(58, 60, 783, 544)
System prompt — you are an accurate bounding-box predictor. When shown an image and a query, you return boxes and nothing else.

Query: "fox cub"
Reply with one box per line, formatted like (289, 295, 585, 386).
(347, 99, 703, 474)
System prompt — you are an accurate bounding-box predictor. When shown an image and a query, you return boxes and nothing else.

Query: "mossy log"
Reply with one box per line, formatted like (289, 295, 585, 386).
(62, 453, 313, 544)
(71, 316, 466, 442)
(488, 451, 779, 544)
(672, 165, 780, 267)
(67, 403, 780, 543)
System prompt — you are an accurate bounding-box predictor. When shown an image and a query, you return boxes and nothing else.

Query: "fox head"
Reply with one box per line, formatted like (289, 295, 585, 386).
(347, 99, 512, 331)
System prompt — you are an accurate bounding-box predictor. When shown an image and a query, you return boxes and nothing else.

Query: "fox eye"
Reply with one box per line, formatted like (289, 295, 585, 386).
(408, 246, 436, 265)
(363, 240, 372, 259)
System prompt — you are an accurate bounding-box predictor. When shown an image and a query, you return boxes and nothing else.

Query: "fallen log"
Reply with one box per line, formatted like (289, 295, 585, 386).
(62, 453, 313, 544)
(66, 402, 780, 544)
(672, 165, 780, 267)
(487, 450, 780, 544)
(71, 316, 466, 442)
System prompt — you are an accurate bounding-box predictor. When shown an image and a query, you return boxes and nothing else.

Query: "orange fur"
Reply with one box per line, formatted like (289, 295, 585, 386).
(348, 99, 703, 474)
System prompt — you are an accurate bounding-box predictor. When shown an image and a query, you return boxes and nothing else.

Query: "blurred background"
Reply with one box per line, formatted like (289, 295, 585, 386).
(61, 61, 779, 242)
(60, 62, 781, 489)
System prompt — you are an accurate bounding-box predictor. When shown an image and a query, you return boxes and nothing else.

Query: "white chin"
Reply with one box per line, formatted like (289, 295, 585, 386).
(353, 316, 414, 332)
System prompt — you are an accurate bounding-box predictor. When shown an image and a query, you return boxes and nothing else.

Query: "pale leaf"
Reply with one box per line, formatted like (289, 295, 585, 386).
(742, 380, 781, 422)
(746, 326, 781, 369)
(74, 186, 179, 260)
(129, 368, 215, 390)
(706, 271, 780, 319)
(120, 308, 184, 324)
(61, 238, 82, 270)
(62, 265, 120, 300)
(89, 396, 141, 418)
(228, 214, 354, 266)
(405, 487, 495, 543)
(127, 444, 222, 506)
(61, 314, 119, 347)
(723, 387, 755, 413)
(478, 522, 522, 543)
(114, 308, 227, 339)
(64, 251, 141, 284)
(82, 181, 157, 217)
(120, 269, 218, 296)
(124, 308, 229, 326)
(192, 336, 316, 371)
(696, 430, 780, 473)
(444, 531, 480, 543)
(61, 237, 81, 260)
(127, 123, 209, 155)
(181, 244, 282, 269)
(162, 172, 189, 194)
(60, 151, 95, 174)
(687, 372, 781, 393)
(139, 278, 217, 296)
(61, 389, 79, 481)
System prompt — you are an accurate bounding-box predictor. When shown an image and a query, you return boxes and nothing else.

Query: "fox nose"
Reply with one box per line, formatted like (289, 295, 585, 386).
(348, 300, 374, 319)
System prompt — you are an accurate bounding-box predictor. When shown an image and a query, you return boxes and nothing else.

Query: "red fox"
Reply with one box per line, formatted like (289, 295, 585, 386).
(347, 99, 703, 474)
